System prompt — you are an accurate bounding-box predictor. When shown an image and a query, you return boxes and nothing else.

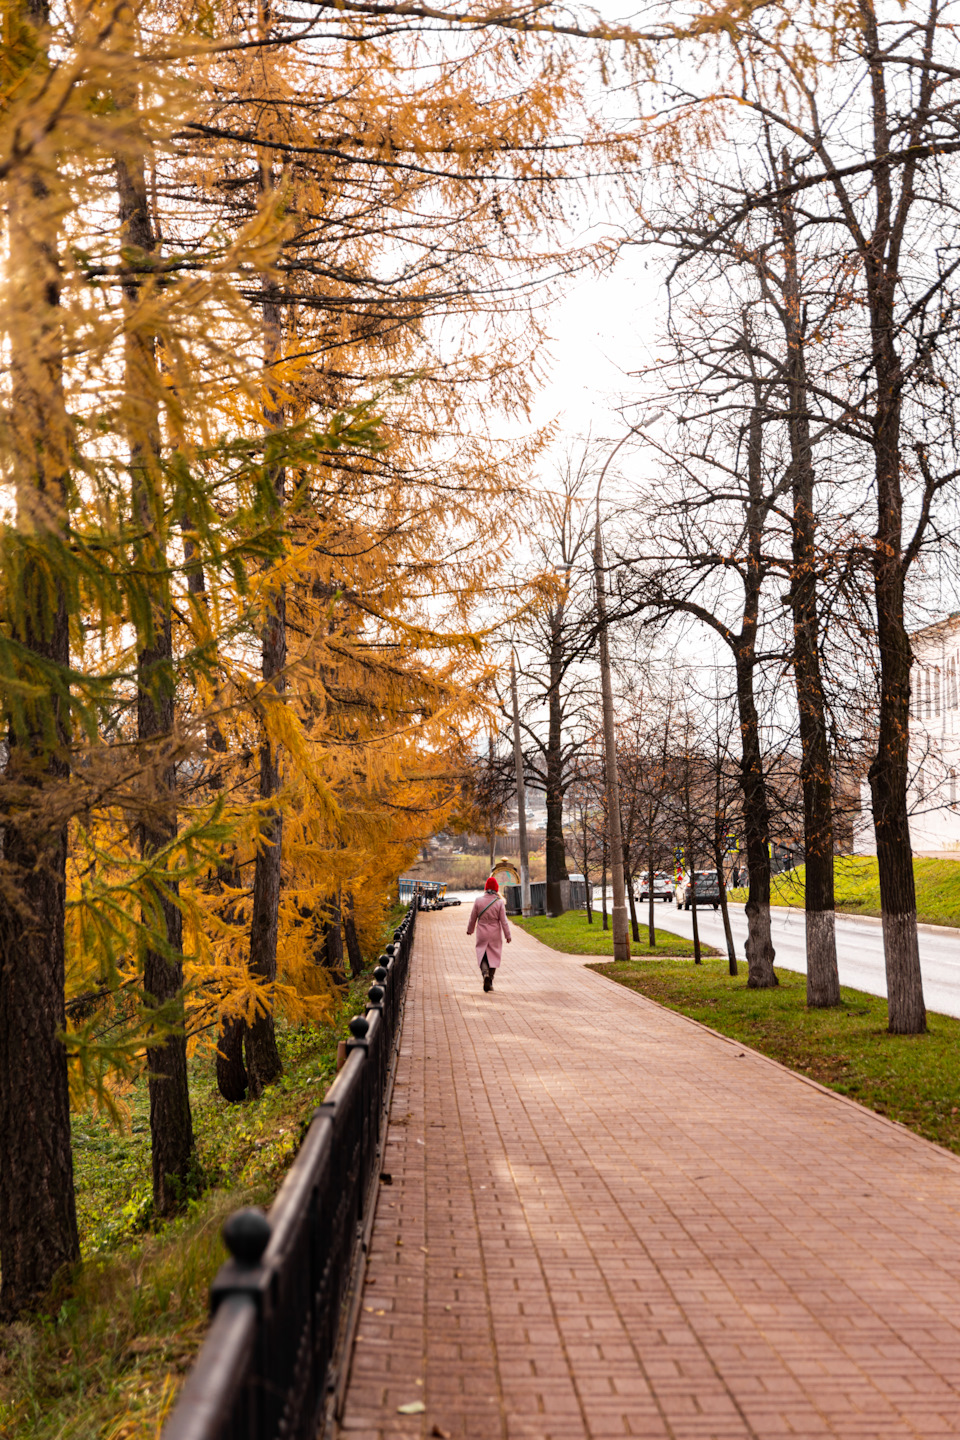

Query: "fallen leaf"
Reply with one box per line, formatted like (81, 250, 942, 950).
(431, 1427, 451, 1438)
(397, 1401, 426, 1415)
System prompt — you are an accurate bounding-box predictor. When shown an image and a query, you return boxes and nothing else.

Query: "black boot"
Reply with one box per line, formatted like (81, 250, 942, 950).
(480, 957, 492, 992)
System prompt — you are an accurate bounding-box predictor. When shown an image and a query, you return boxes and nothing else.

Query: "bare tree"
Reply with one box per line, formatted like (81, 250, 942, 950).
(509, 461, 598, 914)
(617, 360, 784, 988)
(639, 0, 960, 1030)
(662, 709, 715, 966)
(614, 683, 675, 948)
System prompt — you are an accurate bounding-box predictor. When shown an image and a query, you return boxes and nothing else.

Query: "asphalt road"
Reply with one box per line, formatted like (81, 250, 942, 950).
(445, 888, 960, 1019)
(648, 899, 960, 1020)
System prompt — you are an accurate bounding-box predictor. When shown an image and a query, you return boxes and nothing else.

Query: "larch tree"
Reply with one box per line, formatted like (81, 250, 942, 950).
(0, 0, 798, 1319)
(0, 0, 80, 1317)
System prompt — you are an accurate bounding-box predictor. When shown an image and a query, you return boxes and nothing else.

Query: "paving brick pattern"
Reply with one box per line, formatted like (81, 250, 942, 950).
(338, 908, 960, 1440)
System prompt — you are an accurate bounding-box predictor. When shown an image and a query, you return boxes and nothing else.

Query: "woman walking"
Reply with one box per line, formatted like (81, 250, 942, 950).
(466, 876, 512, 992)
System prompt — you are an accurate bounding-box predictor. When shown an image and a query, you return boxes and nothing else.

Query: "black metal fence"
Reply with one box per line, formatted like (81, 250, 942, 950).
(162, 905, 417, 1440)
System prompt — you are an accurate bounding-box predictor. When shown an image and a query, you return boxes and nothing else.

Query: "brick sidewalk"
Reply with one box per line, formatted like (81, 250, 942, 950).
(338, 907, 960, 1440)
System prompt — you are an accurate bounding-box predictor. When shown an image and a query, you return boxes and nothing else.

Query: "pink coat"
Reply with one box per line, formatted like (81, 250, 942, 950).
(466, 893, 512, 968)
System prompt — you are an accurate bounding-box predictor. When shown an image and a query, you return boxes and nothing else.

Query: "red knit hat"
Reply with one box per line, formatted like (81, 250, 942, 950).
(484, 876, 499, 892)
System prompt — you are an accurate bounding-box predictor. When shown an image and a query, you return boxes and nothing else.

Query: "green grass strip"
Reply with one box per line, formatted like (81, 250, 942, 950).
(592, 957, 960, 1156)
(730, 854, 960, 928)
(514, 909, 715, 958)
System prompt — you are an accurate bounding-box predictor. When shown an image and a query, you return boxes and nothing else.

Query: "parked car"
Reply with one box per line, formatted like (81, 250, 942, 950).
(636, 871, 674, 904)
(675, 869, 722, 910)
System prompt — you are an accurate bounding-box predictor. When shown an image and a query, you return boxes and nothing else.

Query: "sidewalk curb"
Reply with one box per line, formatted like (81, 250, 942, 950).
(582, 959, 960, 1173)
(724, 899, 960, 939)
(768, 903, 960, 939)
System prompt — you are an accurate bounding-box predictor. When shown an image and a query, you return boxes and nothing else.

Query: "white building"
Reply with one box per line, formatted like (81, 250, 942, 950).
(855, 612, 960, 856)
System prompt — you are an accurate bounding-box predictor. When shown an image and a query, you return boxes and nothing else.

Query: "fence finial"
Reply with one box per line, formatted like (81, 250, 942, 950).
(222, 1208, 270, 1266)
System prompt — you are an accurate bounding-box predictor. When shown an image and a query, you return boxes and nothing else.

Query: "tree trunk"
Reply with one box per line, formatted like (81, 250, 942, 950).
(0, 800, 78, 1318)
(582, 824, 593, 924)
(177, 450, 243, 1099)
(624, 849, 640, 944)
(214, 826, 247, 1102)
(601, 839, 608, 930)
(869, 458, 925, 1031)
(647, 832, 657, 948)
(779, 168, 840, 1009)
(859, 10, 925, 1033)
(245, 266, 286, 1095)
(739, 405, 778, 989)
(138, 607, 194, 1212)
(322, 894, 346, 984)
(544, 615, 569, 914)
(0, 0, 80, 1315)
(690, 889, 702, 965)
(245, 732, 284, 1094)
(116, 144, 195, 1212)
(738, 656, 777, 989)
(216, 1019, 248, 1103)
(685, 814, 702, 966)
(344, 894, 364, 978)
(714, 837, 738, 977)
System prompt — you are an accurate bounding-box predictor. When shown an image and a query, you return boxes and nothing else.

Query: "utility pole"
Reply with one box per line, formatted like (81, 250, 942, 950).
(510, 649, 531, 916)
(593, 520, 630, 962)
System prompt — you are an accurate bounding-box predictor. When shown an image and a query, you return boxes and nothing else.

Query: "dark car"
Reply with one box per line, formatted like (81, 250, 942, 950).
(676, 869, 721, 910)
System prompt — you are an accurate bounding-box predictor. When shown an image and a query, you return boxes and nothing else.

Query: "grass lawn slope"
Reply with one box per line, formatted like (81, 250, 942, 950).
(514, 909, 715, 958)
(730, 854, 960, 928)
(0, 957, 389, 1440)
(594, 958, 960, 1156)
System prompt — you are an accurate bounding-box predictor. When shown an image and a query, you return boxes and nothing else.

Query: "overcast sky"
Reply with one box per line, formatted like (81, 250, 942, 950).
(531, 244, 659, 444)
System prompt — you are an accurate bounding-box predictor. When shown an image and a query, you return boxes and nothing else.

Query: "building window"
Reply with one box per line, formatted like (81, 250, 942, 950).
(952, 769, 957, 807)
(936, 668, 942, 716)
(918, 766, 925, 800)
(925, 669, 932, 719)
(953, 658, 959, 709)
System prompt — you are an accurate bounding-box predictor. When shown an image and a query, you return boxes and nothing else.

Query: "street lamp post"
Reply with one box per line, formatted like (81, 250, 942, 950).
(589, 415, 660, 963)
(593, 520, 630, 962)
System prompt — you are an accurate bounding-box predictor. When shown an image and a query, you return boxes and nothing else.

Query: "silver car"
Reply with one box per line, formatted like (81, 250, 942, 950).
(637, 871, 674, 903)
(675, 869, 721, 910)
